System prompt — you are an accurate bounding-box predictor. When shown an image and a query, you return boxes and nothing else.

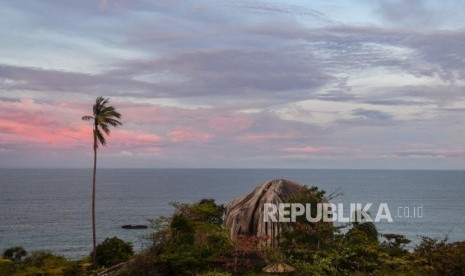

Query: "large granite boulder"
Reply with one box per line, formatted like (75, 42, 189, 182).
(224, 179, 303, 245)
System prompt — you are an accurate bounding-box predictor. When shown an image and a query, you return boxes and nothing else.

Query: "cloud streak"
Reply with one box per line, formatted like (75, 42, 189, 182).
(1, 0, 465, 169)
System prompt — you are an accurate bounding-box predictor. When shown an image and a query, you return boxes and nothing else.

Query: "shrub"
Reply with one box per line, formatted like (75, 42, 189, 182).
(130, 199, 232, 275)
(381, 233, 411, 257)
(173, 198, 225, 224)
(25, 250, 68, 267)
(414, 237, 465, 275)
(346, 221, 379, 242)
(62, 260, 86, 276)
(119, 196, 465, 275)
(2, 246, 27, 262)
(91, 237, 134, 268)
(280, 186, 335, 257)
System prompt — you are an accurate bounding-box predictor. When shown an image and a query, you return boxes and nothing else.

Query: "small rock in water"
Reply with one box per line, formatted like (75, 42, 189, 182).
(121, 225, 148, 229)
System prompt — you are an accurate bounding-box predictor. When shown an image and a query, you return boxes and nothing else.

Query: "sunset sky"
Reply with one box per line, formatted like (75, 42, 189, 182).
(1, 0, 465, 169)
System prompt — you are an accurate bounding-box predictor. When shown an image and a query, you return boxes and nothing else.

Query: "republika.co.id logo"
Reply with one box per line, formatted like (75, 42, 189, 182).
(263, 203, 423, 223)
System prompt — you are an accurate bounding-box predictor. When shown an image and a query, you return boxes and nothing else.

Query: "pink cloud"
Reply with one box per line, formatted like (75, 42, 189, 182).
(0, 148, 14, 154)
(208, 116, 254, 133)
(145, 147, 161, 153)
(135, 134, 163, 143)
(413, 150, 465, 158)
(0, 98, 164, 152)
(237, 132, 296, 143)
(167, 128, 213, 143)
(117, 103, 174, 125)
(0, 98, 91, 149)
(99, 130, 164, 151)
(440, 150, 465, 157)
(116, 102, 208, 126)
(283, 146, 332, 154)
(115, 132, 163, 144)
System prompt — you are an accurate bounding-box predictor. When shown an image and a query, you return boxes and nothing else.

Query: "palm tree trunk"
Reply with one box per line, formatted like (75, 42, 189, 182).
(92, 127, 97, 270)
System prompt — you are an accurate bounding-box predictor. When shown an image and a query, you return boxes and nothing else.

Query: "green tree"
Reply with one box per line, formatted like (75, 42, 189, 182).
(2, 246, 27, 262)
(82, 97, 122, 270)
(132, 199, 232, 275)
(91, 237, 134, 268)
(281, 186, 335, 257)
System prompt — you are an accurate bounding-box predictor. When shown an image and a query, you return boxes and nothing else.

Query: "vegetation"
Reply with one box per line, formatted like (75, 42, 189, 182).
(2, 187, 465, 275)
(280, 186, 336, 258)
(123, 199, 234, 275)
(82, 96, 122, 270)
(0, 248, 86, 276)
(2, 246, 27, 262)
(122, 187, 465, 275)
(90, 237, 134, 268)
(0, 237, 132, 275)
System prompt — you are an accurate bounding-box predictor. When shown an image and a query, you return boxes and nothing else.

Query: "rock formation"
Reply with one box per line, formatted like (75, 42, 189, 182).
(262, 261, 295, 273)
(224, 179, 303, 246)
(121, 225, 148, 229)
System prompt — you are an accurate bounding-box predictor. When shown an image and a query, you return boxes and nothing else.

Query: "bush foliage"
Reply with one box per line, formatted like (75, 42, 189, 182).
(123, 189, 465, 275)
(2, 188, 465, 275)
(91, 236, 134, 268)
(2, 246, 27, 262)
(0, 249, 77, 276)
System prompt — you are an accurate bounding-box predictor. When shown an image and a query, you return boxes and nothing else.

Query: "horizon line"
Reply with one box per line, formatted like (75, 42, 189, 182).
(1, 167, 464, 171)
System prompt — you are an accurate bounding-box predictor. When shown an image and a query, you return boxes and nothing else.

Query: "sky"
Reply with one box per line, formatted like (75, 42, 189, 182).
(0, 0, 465, 169)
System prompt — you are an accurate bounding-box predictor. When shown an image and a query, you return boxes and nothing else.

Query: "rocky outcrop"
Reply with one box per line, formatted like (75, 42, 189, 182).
(121, 225, 148, 229)
(224, 179, 303, 246)
(262, 261, 295, 273)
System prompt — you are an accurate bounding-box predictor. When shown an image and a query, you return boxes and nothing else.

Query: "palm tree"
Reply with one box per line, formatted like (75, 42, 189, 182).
(82, 97, 122, 270)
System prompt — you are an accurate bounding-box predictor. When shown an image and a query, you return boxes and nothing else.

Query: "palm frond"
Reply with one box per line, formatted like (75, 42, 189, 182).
(104, 118, 122, 127)
(101, 98, 110, 106)
(98, 98, 109, 110)
(85, 96, 122, 149)
(101, 106, 115, 114)
(108, 110, 122, 119)
(95, 129, 106, 147)
(93, 97, 103, 115)
(102, 108, 122, 119)
(97, 115, 105, 124)
(96, 96, 106, 106)
(93, 97, 109, 115)
(82, 115, 94, 121)
(100, 123, 110, 136)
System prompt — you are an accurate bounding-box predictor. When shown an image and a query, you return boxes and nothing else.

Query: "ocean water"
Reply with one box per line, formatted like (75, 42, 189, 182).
(1, 169, 464, 259)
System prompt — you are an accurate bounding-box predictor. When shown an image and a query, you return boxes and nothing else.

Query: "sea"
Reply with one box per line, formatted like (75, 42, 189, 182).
(1, 169, 464, 259)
